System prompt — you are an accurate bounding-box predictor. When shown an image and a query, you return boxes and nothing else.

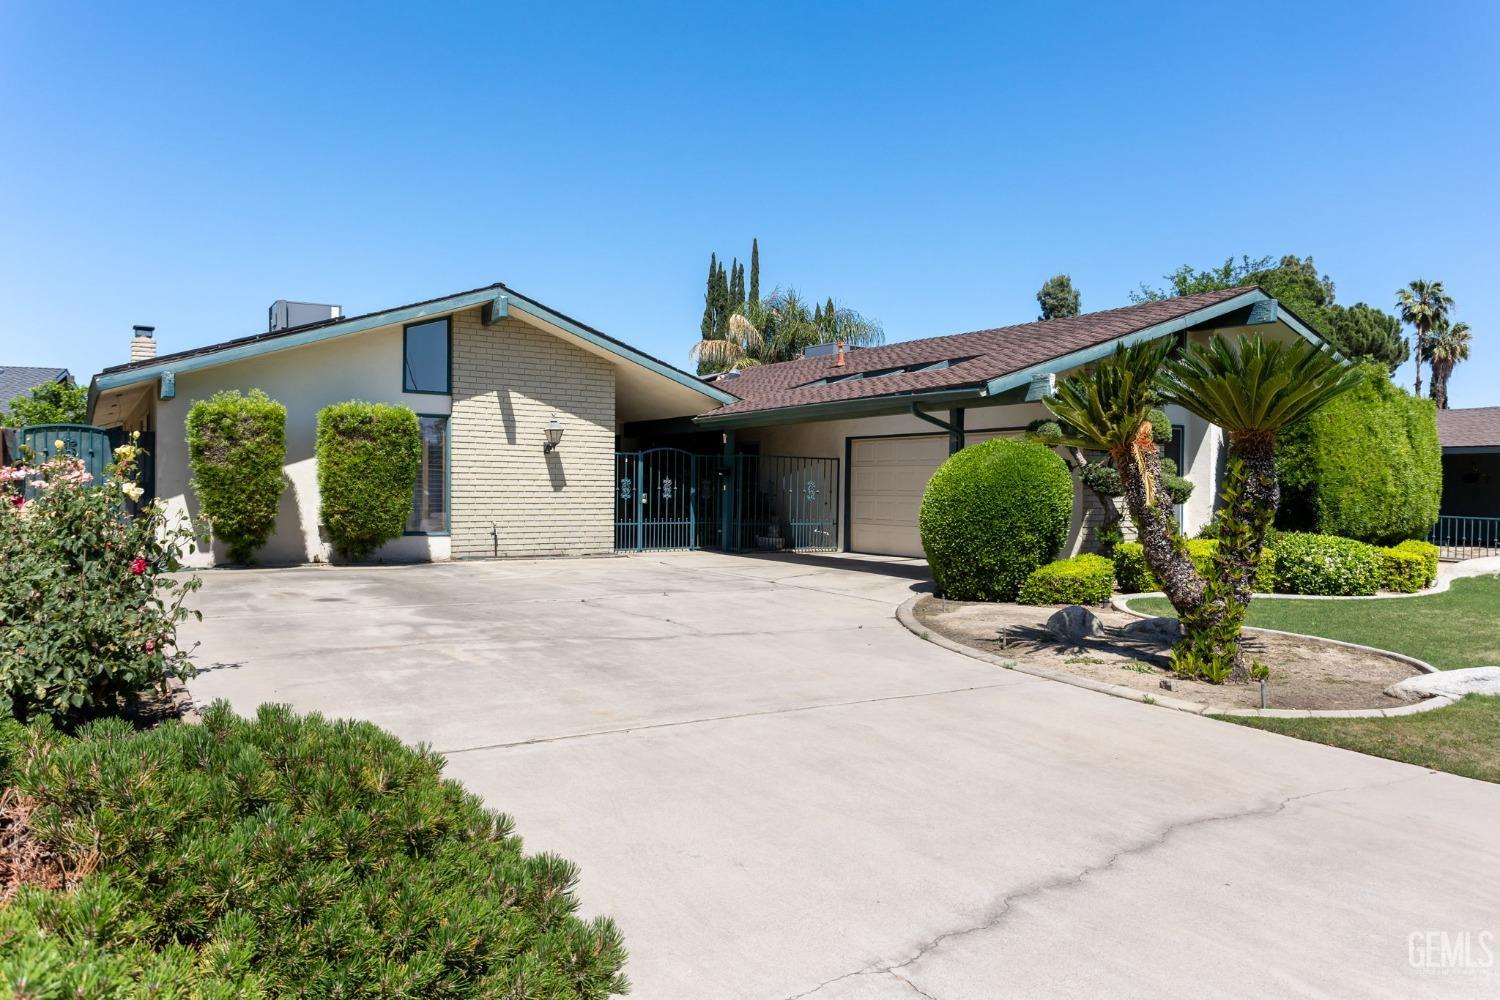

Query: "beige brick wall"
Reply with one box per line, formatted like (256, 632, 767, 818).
(450, 307, 615, 558)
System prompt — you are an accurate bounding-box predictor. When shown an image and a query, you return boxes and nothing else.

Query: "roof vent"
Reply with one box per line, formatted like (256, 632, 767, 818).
(803, 342, 840, 359)
(269, 300, 342, 332)
(707, 369, 741, 382)
(130, 325, 156, 362)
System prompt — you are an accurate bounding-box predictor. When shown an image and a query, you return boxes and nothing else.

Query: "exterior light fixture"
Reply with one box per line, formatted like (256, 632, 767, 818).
(543, 417, 564, 453)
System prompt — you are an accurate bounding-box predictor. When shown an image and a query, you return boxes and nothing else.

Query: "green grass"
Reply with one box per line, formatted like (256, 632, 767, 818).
(1128, 575, 1500, 782)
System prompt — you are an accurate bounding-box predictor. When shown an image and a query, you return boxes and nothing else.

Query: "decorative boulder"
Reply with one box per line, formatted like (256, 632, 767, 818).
(1047, 605, 1103, 646)
(1384, 667, 1500, 702)
(1120, 616, 1181, 642)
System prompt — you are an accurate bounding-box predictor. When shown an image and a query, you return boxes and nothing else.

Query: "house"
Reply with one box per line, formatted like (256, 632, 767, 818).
(1435, 407, 1500, 519)
(0, 365, 73, 407)
(88, 283, 1322, 566)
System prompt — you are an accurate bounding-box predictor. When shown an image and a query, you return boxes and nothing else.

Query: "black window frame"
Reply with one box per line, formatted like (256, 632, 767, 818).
(402, 317, 452, 395)
(405, 412, 450, 536)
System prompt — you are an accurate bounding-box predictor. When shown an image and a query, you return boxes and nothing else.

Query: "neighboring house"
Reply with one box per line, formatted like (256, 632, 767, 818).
(0, 365, 72, 408)
(1435, 406, 1500, 519)
(88, 283, 1321, 566)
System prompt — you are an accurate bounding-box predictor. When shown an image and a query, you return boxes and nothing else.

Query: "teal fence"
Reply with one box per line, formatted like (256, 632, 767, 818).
(1430, 515, 1500, 560)
(17, 424, 114, 483)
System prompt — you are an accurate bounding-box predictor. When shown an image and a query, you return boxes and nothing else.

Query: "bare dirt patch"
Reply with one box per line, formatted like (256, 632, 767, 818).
(914, 596, 1423, 711)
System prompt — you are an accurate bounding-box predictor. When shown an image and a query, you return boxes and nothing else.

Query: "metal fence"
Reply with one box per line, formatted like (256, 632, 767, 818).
(729, 454, 839, 553)
(614, 448, 721, 552)
(1429, 515, 1500, 560)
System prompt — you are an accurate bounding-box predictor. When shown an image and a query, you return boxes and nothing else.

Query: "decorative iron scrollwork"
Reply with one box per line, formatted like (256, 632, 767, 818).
(619, 477, 633, 501)
(661, 477, 674, 500)
(805, 480, 818, 502)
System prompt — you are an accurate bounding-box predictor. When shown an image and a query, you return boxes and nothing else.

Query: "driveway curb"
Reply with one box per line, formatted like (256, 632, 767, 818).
(897, 595, 1453, 720)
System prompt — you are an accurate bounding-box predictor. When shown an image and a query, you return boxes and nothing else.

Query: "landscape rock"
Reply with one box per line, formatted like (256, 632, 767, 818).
(1384, 667, 1500, 702)
(1120, 616, 1181, 642)
(1047, 605, 1103, 645)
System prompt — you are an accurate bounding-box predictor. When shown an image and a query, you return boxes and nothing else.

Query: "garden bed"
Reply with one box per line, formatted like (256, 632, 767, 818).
(913, 596, 1424, 711)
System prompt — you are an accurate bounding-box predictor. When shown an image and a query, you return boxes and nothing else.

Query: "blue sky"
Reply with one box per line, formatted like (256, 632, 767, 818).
(2, 1, 1496, 405)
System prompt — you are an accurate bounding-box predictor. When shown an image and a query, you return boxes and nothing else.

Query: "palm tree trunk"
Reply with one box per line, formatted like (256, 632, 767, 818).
(1432, 362, 1450, 409)
(1209, 436, 1279, 683)
(1112, 422, 1204, 615)
(1413, 324, 1426, 397)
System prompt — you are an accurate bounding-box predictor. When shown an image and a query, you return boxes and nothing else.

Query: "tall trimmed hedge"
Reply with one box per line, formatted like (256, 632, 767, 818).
(919, 438, 1074, 601)
(186, 389, 287, 563)
(1276, 362, 1440, 545)
(316, 402, 421, 561)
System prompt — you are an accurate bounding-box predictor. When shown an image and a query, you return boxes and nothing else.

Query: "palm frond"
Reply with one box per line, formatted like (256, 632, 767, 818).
(1043, 339, 1173, 456)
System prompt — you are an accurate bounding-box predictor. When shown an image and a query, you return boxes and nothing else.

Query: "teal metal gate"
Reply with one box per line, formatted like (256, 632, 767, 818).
(17, 424, 114, 483)
(614, 449, 839, 553)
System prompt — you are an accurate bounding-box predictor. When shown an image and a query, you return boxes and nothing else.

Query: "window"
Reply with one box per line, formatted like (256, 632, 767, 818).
(403, 318, 450, 393)
(407, 415, 448, 534)
(1166, 424, 1187, 524)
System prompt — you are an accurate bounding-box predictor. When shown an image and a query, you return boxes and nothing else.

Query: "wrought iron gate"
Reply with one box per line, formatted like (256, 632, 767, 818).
(614, 449, 839, 553)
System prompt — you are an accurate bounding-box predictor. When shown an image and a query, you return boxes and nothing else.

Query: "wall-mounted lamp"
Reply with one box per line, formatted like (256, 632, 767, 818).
(543, 417, 564, 453)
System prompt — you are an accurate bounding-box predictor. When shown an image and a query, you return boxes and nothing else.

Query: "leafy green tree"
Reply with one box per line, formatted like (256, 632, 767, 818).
(1426, 319, 1472, 410)
(1132, 254, 1337, 334)
(1395, 279, 1454, 397)
(749, 237, 760, 303)
(2, 379, 87, 427)
(1324, 302, 1408, 373)
(1036, 274, 1081, 320)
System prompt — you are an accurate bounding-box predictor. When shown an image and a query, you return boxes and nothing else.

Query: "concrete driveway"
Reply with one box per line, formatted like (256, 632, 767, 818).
(185, 552, 1500, 999)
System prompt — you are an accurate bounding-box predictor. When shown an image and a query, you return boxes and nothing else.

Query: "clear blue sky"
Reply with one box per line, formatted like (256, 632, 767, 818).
(2, 1, 1496, 406)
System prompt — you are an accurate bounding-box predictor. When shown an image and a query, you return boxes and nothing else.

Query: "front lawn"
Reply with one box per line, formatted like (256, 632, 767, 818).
(1128, 575, 1500, 782)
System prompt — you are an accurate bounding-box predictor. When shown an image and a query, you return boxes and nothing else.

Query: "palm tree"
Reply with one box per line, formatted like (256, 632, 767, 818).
(705, 289, 885, 368)
(1044, 339, 1206, 616)
(1395, 280, 1454, 397)
(689, 313, 765, 372)
(1158, 335, 1361, 681)
(1426, 320, 1472, 410)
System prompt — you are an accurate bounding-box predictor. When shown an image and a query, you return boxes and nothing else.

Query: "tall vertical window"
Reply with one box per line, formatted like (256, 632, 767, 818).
(403, 318, 450, 393)
(407, 415, 448, 534)
(1166, 424, 1187, 525)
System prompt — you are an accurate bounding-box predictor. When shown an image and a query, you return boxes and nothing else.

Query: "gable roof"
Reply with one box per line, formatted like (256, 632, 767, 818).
(695, 287, 1267, 423)
(92, 282, 735, 405)
(0, 366, 71, 402)
(1437, 406, 1500, 450)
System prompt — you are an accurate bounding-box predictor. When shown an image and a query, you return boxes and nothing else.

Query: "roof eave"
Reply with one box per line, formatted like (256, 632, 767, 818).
(693, 385, 989, 429)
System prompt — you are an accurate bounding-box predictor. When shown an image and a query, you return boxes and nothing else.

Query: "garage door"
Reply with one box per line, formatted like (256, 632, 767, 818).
(849, 433, 1007, 557)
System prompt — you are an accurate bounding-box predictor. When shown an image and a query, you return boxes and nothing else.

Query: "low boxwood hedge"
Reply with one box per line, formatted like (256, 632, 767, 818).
(919, 438, 1074, 601)
(1273, 532, 1383, 596)
(1017, 553, 1115, 606)
(1113, 539, 1276, 595)
(1378, 539, 1439, 593)
(0, 703, 628, 997)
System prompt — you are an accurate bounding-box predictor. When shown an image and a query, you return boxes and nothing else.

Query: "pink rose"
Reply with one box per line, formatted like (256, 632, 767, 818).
(145, 639, 156, 653)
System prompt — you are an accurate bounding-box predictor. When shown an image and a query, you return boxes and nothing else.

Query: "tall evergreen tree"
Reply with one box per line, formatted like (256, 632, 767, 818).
(700, 253, 717, 341)
(824, 297, 837, 335)
(749, 239, 760, 304)
(713, 262, 731, 340)
(1036, 274, 1082, 320)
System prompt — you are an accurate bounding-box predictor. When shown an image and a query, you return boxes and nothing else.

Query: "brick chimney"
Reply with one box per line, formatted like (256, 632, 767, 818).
(835, 340, 846, 367)
(130, 325, 156, 362)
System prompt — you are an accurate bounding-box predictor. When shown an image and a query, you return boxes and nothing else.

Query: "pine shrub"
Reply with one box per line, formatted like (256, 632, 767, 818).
(1272, 532, 1382, 596)
(1017, 553, 1115, 605)
(1276, 362, 1440, 545)
(1378, 539, 1439, 593)
(0, 702, 629, 997)
(919, 438, 1073, 601)
(186, 389, 287, 563)
(315, 402, 420, 561)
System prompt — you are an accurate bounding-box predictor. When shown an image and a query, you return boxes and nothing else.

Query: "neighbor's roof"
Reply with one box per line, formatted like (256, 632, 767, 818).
(697, 287, 1260, 420)
(0, 366, 71, 402)
(1436, 406, 1500, 449)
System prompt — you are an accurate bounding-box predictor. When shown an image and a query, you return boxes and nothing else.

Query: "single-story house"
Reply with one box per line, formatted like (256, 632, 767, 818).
(1435, 407, 1500, 519)
(88, 283, 1322, 566)
(1, 365, 74, 464)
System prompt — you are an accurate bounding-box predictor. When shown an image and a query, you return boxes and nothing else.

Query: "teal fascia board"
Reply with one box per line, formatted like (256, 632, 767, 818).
(503, 294, 737, 405)
(695, 386, 986, 429)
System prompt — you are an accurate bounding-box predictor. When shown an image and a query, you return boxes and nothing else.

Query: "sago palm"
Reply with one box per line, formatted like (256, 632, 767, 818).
(1158, 334, 1361, 680)
(1426, 320, 1471, 410)
(1395, 279, 1454, 397)
(1044, 339, 1205, 615)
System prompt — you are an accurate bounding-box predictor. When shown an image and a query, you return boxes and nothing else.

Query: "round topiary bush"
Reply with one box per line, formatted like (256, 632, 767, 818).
(1273, 532, 1382, 596)
(186, 389, 287, 564)
(919, 438, 1073, 601)
(316, 401, 421, 561)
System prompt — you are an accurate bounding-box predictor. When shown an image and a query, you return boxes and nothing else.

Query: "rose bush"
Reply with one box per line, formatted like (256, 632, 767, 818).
(0, 437, 200, 722)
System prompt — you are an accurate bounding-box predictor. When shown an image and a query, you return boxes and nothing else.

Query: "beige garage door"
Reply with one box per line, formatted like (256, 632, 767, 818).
(848, 432, 1011, 557)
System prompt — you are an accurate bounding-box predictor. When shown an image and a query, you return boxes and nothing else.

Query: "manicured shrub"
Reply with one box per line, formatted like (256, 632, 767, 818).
(1272, 532, 1382, 596)
(1379, 539, 1439, 593)
(919, 438, 1073, 601)
(1113, 539, 1274, 594)
(315, 401, 420, 561)
(1018, 553, 1115, 605)
(0, 702, 629, 996)
(186, 389, 287, 564)
(0, 441, 199, 722)
(1277, 362, 1441, 545)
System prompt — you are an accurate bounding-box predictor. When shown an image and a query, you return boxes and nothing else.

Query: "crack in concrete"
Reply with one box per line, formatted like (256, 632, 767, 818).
(780, 775, 1425, 1000)
(437, 678, 1037, 755)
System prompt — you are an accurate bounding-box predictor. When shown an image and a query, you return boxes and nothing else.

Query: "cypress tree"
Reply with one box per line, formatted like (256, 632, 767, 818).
(825, 297, 837, 335)
(701, 253, 717, 340)
(749, 238, 760, 304)
(713, 262, 731, 340)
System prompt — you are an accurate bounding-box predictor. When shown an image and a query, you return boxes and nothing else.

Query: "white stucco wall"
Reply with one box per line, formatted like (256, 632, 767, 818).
(150, 323, 452, 567)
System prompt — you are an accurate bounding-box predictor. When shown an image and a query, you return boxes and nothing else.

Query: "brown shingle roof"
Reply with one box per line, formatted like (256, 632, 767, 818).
(1437, 407, 1500, 449)
(699, 287, 1258, 418)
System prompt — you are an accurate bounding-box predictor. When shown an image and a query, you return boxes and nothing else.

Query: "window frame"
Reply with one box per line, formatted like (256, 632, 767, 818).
(402, 317, 452, 395)
(404, 412, 451, 536)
